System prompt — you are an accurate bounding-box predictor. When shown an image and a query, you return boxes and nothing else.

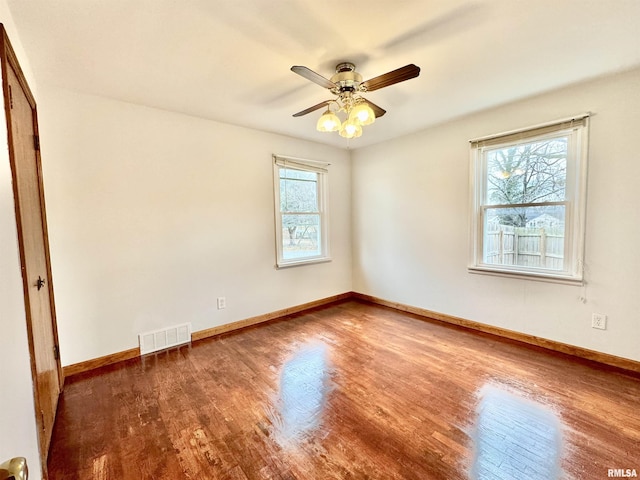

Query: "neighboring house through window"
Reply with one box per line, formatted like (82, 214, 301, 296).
(273, 155, 330, 268)
(469, 115, 589, 283)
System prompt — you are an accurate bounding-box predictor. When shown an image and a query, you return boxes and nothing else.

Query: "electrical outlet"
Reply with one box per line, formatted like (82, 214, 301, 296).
(592, 313, 607, 330)
(217, 297, 226, 310)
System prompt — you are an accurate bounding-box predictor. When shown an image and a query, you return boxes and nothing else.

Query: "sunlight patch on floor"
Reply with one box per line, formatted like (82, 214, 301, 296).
(266, 341, 334, 448)
(470, 384, 563, 480)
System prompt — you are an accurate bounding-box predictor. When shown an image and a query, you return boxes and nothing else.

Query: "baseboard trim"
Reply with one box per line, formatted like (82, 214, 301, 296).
(63, 291, 640, 380)
(352, 292, 640, 375)
(192, 292, 353, 342)
(63, 347, 140, 379)
(62, 292, 352, 380)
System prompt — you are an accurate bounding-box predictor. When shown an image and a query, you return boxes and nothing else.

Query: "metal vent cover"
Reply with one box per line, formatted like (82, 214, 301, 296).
(139, 322, 191, 355)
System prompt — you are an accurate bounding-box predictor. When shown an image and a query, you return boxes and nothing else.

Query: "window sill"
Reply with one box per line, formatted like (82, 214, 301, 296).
(468, 266, 584, 286)
(276, 257, 332, 269)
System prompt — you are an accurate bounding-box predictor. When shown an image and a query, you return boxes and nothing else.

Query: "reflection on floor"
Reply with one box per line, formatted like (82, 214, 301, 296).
(267, 341, 334, 447)
(48, 301, 640, 479)
(471, 384, 563, 480)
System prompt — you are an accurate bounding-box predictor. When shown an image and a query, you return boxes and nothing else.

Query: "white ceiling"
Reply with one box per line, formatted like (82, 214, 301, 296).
(7, 0, 640, 149)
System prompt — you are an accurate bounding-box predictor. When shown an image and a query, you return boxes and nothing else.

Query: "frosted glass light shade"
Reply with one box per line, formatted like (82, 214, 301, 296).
(316, 110, 341, 132)
(349, 103, 375, 126)
(339, 121, 362, 139)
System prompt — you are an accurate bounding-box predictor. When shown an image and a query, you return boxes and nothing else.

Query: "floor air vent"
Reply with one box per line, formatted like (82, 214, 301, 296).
(139, 323, 192, 355)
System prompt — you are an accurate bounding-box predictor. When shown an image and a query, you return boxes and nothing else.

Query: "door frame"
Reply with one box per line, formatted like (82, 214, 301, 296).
(0, 23, 63, 473)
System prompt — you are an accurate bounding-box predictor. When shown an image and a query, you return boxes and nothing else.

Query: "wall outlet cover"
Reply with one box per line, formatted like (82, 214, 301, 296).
(591, 313, 607, 330)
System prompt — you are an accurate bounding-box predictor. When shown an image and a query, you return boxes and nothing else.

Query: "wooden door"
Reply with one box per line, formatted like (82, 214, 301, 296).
(1, 25, 62, 471)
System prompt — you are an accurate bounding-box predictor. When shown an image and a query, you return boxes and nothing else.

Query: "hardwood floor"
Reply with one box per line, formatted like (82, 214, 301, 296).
(48, 300, 640, 479)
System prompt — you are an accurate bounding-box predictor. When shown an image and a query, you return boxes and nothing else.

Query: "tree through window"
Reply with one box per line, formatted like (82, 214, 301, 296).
(469, 116, 589, 282)
(273, 155, 330, 268)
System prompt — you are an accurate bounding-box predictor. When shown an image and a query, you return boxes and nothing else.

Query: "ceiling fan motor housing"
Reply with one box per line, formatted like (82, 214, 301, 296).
(331, 62, 362, 92)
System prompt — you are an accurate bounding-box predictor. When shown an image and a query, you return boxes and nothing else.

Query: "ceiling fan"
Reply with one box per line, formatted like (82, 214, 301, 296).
(291, 62, 420, 138)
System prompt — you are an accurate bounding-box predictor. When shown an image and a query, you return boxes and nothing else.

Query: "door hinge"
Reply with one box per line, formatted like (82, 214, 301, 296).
(8, 84, 13, 109)
(34, 135, 40, 151)
(53, 344, 60, 360)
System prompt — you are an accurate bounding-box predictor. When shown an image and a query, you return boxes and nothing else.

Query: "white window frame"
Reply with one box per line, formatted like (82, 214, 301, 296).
(468, 114, 589, 284)
(273, 154, 330, 268)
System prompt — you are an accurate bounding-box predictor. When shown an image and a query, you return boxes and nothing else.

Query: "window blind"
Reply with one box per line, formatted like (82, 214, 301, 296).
(469, 113, 590, 149)
(273, 154, 330, 174)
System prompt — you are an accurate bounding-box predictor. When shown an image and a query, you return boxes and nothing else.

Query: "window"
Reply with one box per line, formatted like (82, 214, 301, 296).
(273, 155, 330, 268)
(469, 115, 589, 283)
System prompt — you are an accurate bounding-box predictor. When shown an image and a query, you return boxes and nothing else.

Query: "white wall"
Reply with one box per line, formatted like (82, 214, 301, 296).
(37, 68, 640, 367)
(38, 87, 352, 366)
(0, 4, 43, 477)
(352, 67, 640, 362)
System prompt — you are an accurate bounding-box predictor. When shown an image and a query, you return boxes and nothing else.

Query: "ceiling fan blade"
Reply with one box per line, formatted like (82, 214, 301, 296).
(361, 64, 421, 92)
(363, 99, 386, 118)
(291, 66, 336, 89)
(292, 100, 332, 117)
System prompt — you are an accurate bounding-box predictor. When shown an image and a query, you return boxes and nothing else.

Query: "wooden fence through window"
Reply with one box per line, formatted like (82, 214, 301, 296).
(485, 227, 564, 270)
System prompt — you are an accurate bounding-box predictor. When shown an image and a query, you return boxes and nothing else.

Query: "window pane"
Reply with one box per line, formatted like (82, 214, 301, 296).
(483, 205, 565, 271)
(281, 214, 321, 260)
(485, 137, 568, 205)
(280, 169, 318, 213)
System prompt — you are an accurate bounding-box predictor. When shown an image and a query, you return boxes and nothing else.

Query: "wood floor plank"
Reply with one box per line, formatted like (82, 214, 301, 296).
(48, 300, 640, 479)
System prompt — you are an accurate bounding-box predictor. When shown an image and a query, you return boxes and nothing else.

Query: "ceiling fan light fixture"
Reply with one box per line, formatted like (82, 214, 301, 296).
(349, 102, 376, 126)
(292, 62, 419, 140)
(316, 109, 341, 132)
(339, 120, 362, 139)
